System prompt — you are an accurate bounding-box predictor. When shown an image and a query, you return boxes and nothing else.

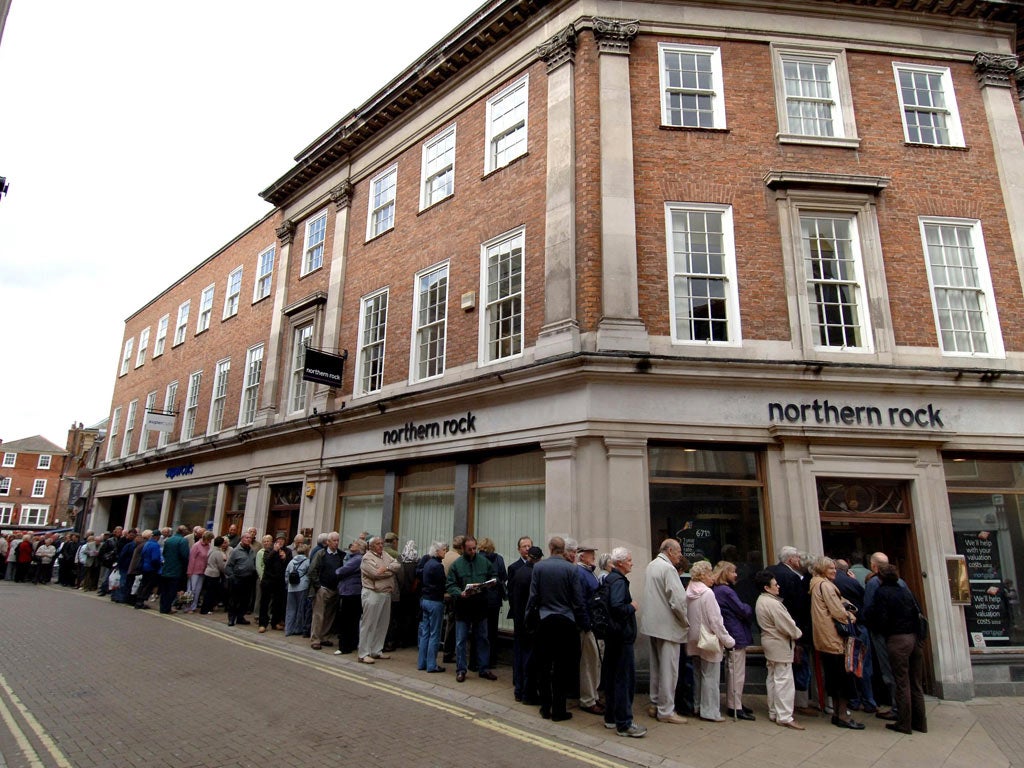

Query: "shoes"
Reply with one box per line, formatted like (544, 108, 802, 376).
(540, 709, 551, 719)
(875, 710, 899, 721)
(886, 723, 912, 735)
(335, 650, 344, 655)
(551, 713, 572, 722)
(236, 618, 251, 625)
(617, 723, 648, 738)
(371, 653, 391, 660)
(479, 670, 497, 680)
(778, 720, 806, 730)
(912, 725, 928, 733)
(428, 666, 446, 673)
(521, 698, 541, 706)
(700, 716, 726, 723)
(657, 713, 688, 724)
(134, 604, 150, 610)
(200, 611, 211, 615)
(320, 640, 333, 647)
(456, 671, 467, 683)
(310, 643, 321, 650)
(228, 619, 236, 626)
(383, 645, 396, 653)
(795, 706, 820, 717)
(358, 656, 375, 664)
(603, 721, 617, 730)
(647, 704, 657, 718)
(579, 704, 605, 715)
(273, 623, 285, 631)
(726, 709, 755, 721)
(258, 627, 267, 633)
(741, 705, 753, 715)
(832, 716, 865, 730)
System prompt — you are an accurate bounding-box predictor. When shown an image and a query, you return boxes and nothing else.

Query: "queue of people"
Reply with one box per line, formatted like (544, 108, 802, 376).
(7, 524, 929, 738)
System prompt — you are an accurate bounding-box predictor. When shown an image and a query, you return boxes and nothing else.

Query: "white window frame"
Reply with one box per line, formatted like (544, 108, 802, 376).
(0, 480, 9, 497)
(480, 228, 525, 364)
(366, 166, 398, 240)
(288, 324, 314, 414)
(174, 301, 190, 346)
(154, 314, 169, 357)
(197, 284, 215, 333)
(207, 358, 231, 434)
(254, 245, 275, 302)
(238, 344, 264, 427)
(106, 407, 121, 462)
(31, 479, 46, 498)
(20, 506, 48, 527)
(139, 391, 157, 452)
(665, 203, 741, 346)
(158, 381, 178, 448)
(182, 371, 202, 442)
(119, 337, 134, 376)
(302, 211, 327, 275)
(919, 217, 1004, 358)
(2, 452, 16, 468)
(893, 63, 965, 148)
(135, 327, 150, 367)
(37, 454, 51, 470)
(224, 266, 243, 319)
(770, 44, 858, 147)
(485, 76, 529, 173)
(411, 263, 449, 382)
(121, 399, 137, 458)
(356, 289, 389, 396)
(0, 505, 12, 524)
(420, 125, 456, 210)
(658, 43, 726, 129)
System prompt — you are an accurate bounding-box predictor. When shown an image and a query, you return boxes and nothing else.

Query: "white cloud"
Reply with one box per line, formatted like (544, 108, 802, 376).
(0, 0, 483, 445)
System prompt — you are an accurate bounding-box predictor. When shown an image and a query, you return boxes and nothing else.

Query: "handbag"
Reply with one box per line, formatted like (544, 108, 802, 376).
(844, 635, 867, 678)
(698, 624, 722, 654)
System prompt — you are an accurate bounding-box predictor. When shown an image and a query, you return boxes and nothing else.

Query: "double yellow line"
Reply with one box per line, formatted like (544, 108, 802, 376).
(167, 614, 626, 767)
(0, 672, 73, 768)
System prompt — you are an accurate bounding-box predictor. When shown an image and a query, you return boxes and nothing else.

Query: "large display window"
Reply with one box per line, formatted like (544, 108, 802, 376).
(136, 492, 163, 532)
(338, 470, 385, 546)
(397, 463, 455, 556)
(172, 485, 217, 531)
(945, 457, 1024, 648)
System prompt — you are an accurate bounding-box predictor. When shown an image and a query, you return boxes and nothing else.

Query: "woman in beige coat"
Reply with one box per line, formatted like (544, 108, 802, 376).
(754, 570, 805, 730)
(809, 556, 864, 730)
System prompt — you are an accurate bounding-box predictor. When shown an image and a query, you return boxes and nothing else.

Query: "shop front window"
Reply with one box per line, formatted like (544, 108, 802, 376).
(136, 492, 163, 532)
(945, 458, 1024, 648)
(397, 463, 455, 556)
(338, 471, 385, 547)
(172, 485, 218, 531)
(649, 445, 767, 612)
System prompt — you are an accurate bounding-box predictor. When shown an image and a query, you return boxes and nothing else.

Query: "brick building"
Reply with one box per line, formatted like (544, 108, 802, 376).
(91, 0, 1024, 697)
(1, 436, 67, 531)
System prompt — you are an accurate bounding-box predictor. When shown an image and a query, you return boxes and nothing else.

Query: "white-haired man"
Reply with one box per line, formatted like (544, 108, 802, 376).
(602, 547, 646, 738)
(640, 539, 689, 724)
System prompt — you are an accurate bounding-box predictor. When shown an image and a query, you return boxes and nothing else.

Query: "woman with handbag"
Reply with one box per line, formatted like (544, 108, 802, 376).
(686, 559, 735, 722)
(862, 564, 928, 735)
(810, 556, 864, 730)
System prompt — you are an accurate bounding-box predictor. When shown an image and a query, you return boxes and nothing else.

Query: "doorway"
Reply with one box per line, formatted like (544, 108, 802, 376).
(267, 482, 301, 541)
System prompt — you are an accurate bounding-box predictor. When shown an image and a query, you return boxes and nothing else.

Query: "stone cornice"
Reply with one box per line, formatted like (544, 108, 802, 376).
(275, 220, 296, 245)
(763, 169, 891, 192)
(329, 180, 354, 210)
(592, 17, 639, 55)
(537, 23, 577, 72)
(973, 52, 1019, 88)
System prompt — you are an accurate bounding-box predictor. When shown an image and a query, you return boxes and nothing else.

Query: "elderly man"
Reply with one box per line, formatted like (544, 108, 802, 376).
(640, 539, 689, 724)
(769, 546, 815, 715)
(864, 551, 906, 721)
(224, 532, 257, 626)
(447, 536, 498, 682)
(159, 525, 191, 614)
(527, 536, 587, 721)
(308, 532, 343, 650)
(575, 543, 604, 716)
(509, 545, 543, 702)
(603, 547, 645, 738)
(358, 536, 401, 663)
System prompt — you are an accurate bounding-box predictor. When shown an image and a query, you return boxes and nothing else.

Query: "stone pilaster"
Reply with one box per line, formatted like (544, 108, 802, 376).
(255, 219, 296, 425)
(314, 180, 354, 413)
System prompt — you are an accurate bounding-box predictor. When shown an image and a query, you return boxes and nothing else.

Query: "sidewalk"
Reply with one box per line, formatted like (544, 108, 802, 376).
(156, 599, 1024, 768)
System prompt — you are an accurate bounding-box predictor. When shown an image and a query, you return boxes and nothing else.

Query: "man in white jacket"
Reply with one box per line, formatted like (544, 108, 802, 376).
(639, 539, 689, 724)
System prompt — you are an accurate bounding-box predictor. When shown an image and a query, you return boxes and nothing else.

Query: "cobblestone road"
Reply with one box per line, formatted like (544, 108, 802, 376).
(0, 583, 635, 768)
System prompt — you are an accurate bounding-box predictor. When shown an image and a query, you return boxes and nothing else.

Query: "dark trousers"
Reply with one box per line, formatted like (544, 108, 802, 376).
(159, 575, 181, 613)
(259, 582, 285, 628)
(35, 563, 54, 584)
(135, 572, 158, 606)
(339, 594, 362, 653)
(674, 645, 696, 715)
(602, 639, 636, 730)
(201, 577, 224, 613)
(513, 630, 537, 701)
(228, 576, 255, 621)
(535, 615, 580, 717)
(888, 633, 927, 732)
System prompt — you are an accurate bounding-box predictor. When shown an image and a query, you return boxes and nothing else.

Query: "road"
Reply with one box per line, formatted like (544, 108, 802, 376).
(0, 582, 634, 768)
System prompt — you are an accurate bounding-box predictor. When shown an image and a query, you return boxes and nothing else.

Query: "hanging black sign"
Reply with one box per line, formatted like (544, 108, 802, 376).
(302, 348, 346, 387)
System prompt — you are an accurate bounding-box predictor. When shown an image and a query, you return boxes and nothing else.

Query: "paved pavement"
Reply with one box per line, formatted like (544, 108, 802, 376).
(2, 582, 1022, 768)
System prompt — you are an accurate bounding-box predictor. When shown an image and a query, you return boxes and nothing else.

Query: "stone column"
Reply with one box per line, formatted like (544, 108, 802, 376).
(243, 476, 263, 532)
(158, 489, 173, 530)
(536, 25, 581, 359)
(255, 219, 295, 426)
(973, 53, 1024, 298)
(210, 482, 228, 536)
(303, 469, 338, 537)
(313, 181, 353, 413)
(541, 438, 578, 540)
(123, 493, 138, 531)
(593, 18, 648, 353)
(602, 437, 649, 557)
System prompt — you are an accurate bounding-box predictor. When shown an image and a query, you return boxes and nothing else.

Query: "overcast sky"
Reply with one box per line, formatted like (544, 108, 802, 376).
(0, 0, 485, 448)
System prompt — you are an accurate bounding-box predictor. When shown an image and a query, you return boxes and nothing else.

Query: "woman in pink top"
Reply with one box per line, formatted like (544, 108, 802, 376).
(185, 530, 214, 613)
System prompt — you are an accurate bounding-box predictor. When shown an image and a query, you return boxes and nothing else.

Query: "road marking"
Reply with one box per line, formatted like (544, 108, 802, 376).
(164, 615, 628, 768)
(0, 672, 73, 768)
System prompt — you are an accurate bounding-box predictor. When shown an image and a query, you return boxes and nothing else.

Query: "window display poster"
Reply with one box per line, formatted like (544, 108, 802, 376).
(954, 530, 1012, 646)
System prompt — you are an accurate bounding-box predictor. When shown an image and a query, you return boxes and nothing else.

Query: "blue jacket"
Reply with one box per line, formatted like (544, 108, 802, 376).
(713, 583, 754, 648)
(141, 539, 163, 574)
(420, 556, 446, 601)
(335, 552, 363, 597)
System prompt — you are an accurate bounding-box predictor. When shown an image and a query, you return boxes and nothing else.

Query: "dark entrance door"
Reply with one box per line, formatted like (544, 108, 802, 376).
(267, 483, 301, 541)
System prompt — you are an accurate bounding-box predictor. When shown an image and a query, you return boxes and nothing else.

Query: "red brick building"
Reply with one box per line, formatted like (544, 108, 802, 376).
(92, 0, 1024, 697)
(0, 436, 67, 531)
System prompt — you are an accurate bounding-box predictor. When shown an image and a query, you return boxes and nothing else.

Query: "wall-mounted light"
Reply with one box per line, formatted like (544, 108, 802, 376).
(305, 483, 316, 498)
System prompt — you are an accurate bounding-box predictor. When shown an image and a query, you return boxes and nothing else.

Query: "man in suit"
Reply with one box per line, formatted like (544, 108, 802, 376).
(768, 546, 816, 715)
(507, 536, 534, 586)
(509, 545, 542, 703)
(526, 535, 588, 721)
(639, 539, 689, 724)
